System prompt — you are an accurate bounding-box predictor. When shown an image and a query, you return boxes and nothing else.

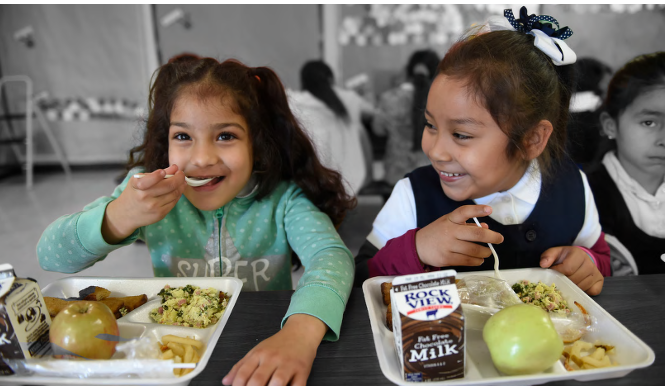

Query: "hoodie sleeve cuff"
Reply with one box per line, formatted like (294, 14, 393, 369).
(76, 199, 139, 255)
(281, 284, 346, 342)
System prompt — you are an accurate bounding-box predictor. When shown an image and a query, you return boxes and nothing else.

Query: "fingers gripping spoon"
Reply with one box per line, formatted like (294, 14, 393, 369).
(133, 173, 215, 187)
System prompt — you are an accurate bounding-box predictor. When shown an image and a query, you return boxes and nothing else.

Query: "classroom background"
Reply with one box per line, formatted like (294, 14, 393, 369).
(1, 4, 664, 286)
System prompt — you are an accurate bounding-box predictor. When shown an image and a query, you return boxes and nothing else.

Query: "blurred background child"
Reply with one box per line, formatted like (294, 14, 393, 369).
(567, 57, 614, 168)
(586, 51, 665, 275)
(372, 49, 440, 189)
(289, 60, 375, 196)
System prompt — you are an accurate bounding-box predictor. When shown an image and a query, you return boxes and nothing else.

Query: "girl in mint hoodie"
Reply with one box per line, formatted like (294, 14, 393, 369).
(37, 54, 356, 386)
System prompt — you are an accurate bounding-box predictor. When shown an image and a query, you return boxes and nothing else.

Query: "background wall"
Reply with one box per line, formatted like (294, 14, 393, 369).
(0, 4, 153, 165)
(335, 4, 665, 98)
(154, 4, 321, 90)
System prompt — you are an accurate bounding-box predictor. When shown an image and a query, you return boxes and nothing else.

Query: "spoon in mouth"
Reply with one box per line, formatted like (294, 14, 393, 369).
(133, 174, 215, 187)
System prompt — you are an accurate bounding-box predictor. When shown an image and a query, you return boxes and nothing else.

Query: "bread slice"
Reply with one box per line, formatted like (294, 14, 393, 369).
(113, 294, 148, 312)
(79, 286, 112, 301)
(44, 296, 73, 318)
(99, 298, 125, 318)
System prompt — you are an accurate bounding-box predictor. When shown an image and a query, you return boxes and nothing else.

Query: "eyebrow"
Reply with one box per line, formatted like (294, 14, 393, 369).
(636, 109, 664, 117)
(424, 109, 485, 127)
(170, 122, 246, 132)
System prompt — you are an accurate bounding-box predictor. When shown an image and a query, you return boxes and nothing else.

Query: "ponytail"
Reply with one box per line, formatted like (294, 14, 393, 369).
(300, 60, 349, 122)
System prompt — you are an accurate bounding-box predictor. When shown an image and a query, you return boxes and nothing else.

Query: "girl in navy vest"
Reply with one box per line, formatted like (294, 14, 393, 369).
(355, 7, 611, 295)
(586, 52, 665, 275)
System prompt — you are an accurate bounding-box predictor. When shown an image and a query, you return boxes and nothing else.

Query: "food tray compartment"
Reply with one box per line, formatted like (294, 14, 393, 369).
(363, 268, 655, 386)
(1, 276, 242, 386)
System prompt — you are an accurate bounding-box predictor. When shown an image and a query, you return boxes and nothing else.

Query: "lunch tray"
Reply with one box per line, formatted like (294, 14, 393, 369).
(2, 276, 242, 386)
(363, 268, 655, 386)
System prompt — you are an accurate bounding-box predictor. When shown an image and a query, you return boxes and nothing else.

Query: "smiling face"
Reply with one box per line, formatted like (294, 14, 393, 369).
(422, 75, 529, 201)
(611, 86, 665, 186)
(168, 91, 253, 211)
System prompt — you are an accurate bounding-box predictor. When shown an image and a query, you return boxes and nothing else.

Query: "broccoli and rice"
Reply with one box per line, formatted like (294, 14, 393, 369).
(149, 284, 230, 328)
(512, 280, 571, 314)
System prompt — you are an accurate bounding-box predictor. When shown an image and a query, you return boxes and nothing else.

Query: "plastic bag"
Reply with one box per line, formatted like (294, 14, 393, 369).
(5, 335, 195, 379)
(4, 358, 190, 378)
(115, 334, 162, 359)
(456, 275, 522, 309)
(549, 302, 596, 343)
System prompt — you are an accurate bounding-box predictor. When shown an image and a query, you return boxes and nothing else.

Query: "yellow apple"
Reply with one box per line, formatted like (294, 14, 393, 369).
(49, 301, 119, 359)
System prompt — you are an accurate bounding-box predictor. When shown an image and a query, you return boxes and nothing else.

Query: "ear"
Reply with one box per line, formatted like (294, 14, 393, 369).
(600, 111, 617, 139)
(523, 120, 553, 161)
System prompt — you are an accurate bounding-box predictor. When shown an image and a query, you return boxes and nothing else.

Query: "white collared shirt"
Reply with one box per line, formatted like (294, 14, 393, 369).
(367, 160, 602, 250)
(602, 151, 665, 238)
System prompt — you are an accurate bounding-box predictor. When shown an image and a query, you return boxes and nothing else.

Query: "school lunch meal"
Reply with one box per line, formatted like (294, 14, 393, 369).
(380, 271, 616, 382)
(1, 274, 232, 379)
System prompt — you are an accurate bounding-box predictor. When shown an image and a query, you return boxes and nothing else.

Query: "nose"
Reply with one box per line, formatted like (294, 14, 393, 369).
(426, 132, 453, 163)
(189, 141, 219, 168)
(657, 133, 665, 148)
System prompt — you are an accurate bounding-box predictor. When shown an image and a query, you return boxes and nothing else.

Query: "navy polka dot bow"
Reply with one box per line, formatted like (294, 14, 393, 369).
(504, 6, 573, 40)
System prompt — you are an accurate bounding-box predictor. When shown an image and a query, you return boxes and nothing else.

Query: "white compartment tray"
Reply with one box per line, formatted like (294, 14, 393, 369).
(363, 268, 655, 386)
(2, 276, 242, 386)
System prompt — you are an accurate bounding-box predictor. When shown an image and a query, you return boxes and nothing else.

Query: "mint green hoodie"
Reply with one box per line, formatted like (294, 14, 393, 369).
(37, 169, 354, 340)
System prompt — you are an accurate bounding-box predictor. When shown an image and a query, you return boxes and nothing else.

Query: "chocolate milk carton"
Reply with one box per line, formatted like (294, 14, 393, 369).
(0, 264, 52, 375)
(391, 270, 465, 382)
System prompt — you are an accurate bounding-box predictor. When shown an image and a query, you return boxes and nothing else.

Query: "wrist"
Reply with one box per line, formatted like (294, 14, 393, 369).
(102, 200, 136, 244)
(413, 228, 433, 270)
(282, 314, 327, 346)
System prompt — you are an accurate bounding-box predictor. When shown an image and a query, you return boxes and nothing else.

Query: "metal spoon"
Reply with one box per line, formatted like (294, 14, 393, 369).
(133, 173, 214, 187)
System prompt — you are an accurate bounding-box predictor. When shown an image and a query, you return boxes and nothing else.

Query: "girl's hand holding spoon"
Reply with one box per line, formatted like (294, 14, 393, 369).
(102, 165, 186, 244)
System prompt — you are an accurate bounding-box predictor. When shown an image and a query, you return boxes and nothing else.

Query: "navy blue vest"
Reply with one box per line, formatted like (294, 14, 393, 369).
(586, 163, 665, 274)
(407, 160, 586, 272)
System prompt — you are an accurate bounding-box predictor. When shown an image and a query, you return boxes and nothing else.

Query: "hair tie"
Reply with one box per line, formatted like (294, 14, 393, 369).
(255, 75, 261, 82)
(503, 6, 576, 66)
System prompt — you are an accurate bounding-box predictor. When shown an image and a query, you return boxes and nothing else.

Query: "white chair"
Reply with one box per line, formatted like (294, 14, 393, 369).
(604, 233, 638, 276)
(0, 75, 71, 188)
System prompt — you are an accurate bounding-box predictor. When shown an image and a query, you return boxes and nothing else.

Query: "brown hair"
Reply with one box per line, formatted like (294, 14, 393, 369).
(127, 54, 356, 226)
(438, 29, 575, 180)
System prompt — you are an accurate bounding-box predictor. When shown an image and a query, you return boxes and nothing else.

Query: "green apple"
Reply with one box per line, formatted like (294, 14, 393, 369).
(483, 303, 563, 375)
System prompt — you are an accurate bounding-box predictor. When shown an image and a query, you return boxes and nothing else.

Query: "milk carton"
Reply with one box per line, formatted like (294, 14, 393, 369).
(391, 270, 465, 382)
(0, 264, 52, 375)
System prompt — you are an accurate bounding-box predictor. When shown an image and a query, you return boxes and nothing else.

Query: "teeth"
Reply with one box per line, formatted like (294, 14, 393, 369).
(441, 172, 463, 177)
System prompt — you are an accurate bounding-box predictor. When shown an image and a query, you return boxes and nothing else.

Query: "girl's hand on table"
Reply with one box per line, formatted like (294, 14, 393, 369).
(415, 205, 504, 268)
(222, 314, 327, 386)
(540, 246, 604, 296)
(102, 164, 186, 244)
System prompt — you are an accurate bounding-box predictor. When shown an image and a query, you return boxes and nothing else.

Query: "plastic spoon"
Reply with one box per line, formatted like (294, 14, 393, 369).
(133, 173, 214, 187)
(473, 217, 502, 279)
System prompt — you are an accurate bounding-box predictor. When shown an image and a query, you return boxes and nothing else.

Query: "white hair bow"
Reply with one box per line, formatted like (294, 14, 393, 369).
(484, 7, 577, 66)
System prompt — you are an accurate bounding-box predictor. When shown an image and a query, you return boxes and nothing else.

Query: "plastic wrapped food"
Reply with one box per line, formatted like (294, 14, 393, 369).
(4, 358, 192, 379)
(456, 275, 522, 309)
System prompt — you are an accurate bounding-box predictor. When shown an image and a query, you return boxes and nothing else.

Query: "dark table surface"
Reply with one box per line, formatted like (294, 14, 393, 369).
(191, 275, 663, 386)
